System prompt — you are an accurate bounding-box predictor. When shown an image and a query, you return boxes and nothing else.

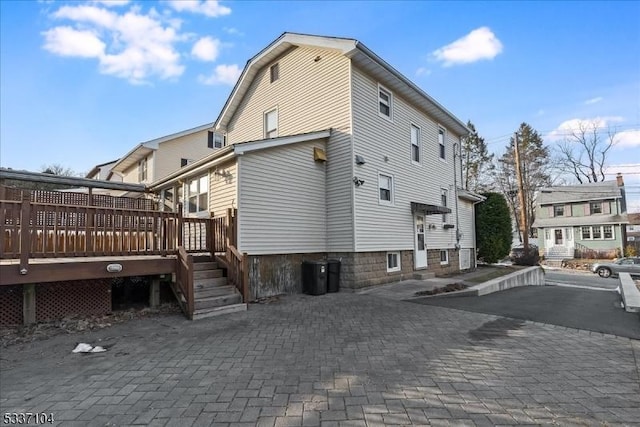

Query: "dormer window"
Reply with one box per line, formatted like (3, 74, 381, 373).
(270, 63, 279, 83)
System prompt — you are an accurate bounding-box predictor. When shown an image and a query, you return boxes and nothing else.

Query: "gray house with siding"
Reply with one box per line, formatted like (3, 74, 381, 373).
(532, 175, 628, 260)
(150, 33, 484, 299)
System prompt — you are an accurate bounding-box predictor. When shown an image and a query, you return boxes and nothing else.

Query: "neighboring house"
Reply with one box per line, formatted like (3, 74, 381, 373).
(532, 175, 628, 260)
(110, 122, 223, 189)
(86, 159, 122, 182)
(150, 32, 484, 299)
(626, 212, 640, 253)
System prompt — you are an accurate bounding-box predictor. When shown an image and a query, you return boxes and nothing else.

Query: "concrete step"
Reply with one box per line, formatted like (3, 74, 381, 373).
(193, 269, 223, 280)
(194, 277, 228, 289)
(192, 303, 247, 320)
(195, 285, 238, 299)
(414, 271, 436, 280)
(193, 262, 218, 271)
(194, 292, 242, 310)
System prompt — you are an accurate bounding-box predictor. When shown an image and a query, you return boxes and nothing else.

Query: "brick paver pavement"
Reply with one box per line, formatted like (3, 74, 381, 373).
(1, 293, 639, 426)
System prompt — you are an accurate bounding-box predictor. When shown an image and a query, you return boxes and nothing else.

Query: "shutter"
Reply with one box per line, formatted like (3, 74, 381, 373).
(548, 206, 553, 217)
(584, 202, 590, 215)
(603, 201, 610, 214)
(181, 158, 188, 167)
(565, 204, 572, 217)
(207, 131, 214, 148)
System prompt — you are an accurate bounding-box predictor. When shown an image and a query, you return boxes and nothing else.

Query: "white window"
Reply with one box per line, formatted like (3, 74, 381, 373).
(378, 173, 393, 205)
(590, 201, 602, 214)
(440, 250, 449, 265)
(270, 63, 279, 83)
(581, 226, 591, 240)
(441, 188, 448, 222)
(265, 108, 278, 138)
(603, 225, 614, 239)
(411, 124, 421, 164)
(387, 252, 400, 272)
(208, 131, 225, 149)
(378, 85, 392, 120)
(554, 205, 564, 217)
(438, 128, 446, 160)
(138, 157, 147, 182)
(592, 226, 602, 239)
(187, 175, 208, 214)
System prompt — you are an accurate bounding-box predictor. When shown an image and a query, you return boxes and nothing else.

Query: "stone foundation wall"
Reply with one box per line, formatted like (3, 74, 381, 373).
(427, 249, 460, 276)
(247, 253, 325, 300)
(328, 251, 415, 290)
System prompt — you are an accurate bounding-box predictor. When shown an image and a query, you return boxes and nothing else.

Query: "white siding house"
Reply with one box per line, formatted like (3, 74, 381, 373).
(151, 33, 483, 297)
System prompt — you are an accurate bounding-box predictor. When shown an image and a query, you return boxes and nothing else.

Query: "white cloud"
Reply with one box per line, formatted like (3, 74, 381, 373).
(614, 129, 640, 147)
(223, 27, 242, 36)
(416, 67, 431, 77)
(584, 96, 603, 105)
(536, 109, 546, 116)
(42, 26, 105, 58)
(192, 36, 220, 61)
(92, 0, 130, 7)
(547, 116, 625, 141)
(167, 0, 231, 17)
(43, 4, 186, 84)
(198, 64, 241, 85)
(432, 27, 503, 67)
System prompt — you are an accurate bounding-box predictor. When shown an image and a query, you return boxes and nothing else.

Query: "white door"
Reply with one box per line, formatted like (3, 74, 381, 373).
(564, 227, 574, 253)
(414, 214, 427, 268)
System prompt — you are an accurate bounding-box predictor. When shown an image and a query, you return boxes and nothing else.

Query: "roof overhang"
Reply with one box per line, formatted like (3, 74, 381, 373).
(111, 123, 214, 175)
(214, 32, 468, 137)
(0, 168, 147, 193)
(457, 188, 486, 203)
(411, 202, 451, 215)
(150, 129, 331, 191)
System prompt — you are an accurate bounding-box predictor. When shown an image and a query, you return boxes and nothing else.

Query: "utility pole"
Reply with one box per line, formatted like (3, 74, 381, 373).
(513, 132, 529, 251)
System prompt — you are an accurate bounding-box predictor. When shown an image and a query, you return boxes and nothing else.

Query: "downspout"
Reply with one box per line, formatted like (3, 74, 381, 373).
(453, 141, 461, 250)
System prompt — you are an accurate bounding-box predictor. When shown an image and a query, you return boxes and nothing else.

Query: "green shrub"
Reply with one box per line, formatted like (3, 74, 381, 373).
(475, 192, 512, 263)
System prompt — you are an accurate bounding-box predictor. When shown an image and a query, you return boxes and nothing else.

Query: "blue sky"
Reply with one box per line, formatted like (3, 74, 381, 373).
(1, 0, 639, 208)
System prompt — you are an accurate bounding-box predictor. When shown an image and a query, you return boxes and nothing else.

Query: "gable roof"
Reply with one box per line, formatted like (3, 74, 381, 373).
(538, 180, 622, 205)
(214, 32, 469, 137)
(111, 123, 213, 175)
(85, 159, 119, 179)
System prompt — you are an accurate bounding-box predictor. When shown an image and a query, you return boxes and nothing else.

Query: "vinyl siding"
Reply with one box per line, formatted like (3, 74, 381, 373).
(210, 160, 237, 218)
(238, 140, 327, 255)
(458, 200, 476, 249)
(351, 67, 461, 252)
(226, 46, 353, 251)
(121, 152, 155, 184)
(154, 129, 215, 181)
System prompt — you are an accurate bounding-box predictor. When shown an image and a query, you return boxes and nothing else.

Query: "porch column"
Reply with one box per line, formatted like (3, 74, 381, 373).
(23, 284, 36, 325)
(150, 278, 160, 308)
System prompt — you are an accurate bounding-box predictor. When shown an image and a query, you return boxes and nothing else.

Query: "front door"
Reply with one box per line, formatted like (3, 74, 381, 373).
(414, 214, 427, 269)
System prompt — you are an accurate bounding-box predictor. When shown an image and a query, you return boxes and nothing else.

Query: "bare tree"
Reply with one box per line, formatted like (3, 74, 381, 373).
(556, 121, 616, 183)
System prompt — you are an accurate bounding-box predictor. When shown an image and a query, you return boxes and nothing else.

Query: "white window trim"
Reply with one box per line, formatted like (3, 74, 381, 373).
(554, 205, 565, 217)
(378, 172, 394, 206)
(185, 174, 209, 216)
(378, 84, 393, 122)
(264, 107, 278, 139)
(438, 127, 447, 162)
(386, 251, 401, 272)
(441, 188, 448, 222)
(580, 225, 615, 240)
(138, 157, 148, 183)
(590, 201, 603, 215)
(410, 123, 421, 165)
(440, 249, 449, 265)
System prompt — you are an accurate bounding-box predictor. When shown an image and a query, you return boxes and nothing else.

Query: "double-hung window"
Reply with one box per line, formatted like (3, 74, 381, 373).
(138, 157, 147, 182)
(187, 175, 209, 214)
(378, 173, 393, 205)
(441, 189, 448, 222)
(265, 108, 278, 138)
(438, 128, 446, 160)
(554, 205, 564, 217)
(378, 85, 392, 120)
(590, 201, 602, 214)
(411, 124, 421, 164)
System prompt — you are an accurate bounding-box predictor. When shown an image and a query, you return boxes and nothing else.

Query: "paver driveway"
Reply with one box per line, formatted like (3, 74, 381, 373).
(1, 293, 639, 426)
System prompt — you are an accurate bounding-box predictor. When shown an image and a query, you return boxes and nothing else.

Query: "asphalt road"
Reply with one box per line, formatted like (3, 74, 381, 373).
(545, 270, 619, 289)
(412, 285, 640, 339)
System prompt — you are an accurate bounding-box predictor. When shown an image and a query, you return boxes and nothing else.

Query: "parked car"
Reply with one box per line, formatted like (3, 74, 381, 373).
(591, 257, 640, 278)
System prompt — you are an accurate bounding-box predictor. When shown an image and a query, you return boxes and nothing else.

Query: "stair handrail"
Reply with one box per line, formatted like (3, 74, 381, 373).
(226, 244, 249, 304)
(176, 246, 194, 319)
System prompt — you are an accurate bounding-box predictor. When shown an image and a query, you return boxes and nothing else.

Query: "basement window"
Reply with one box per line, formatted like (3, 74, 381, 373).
(387, 252, 400, 272)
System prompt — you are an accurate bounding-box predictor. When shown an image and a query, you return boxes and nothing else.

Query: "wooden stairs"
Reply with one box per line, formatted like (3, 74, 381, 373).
(192, 257, 246, 320)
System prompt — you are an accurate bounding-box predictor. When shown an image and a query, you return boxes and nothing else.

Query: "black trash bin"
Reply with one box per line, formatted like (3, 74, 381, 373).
(301, 260, 327, 295)
(327, 259, 341, 293)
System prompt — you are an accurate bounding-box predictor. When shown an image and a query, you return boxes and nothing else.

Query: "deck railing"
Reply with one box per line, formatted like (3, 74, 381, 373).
(225, 243, 249, 304)
(1, 188, 228, 266)
(175, 247, 194, 319)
